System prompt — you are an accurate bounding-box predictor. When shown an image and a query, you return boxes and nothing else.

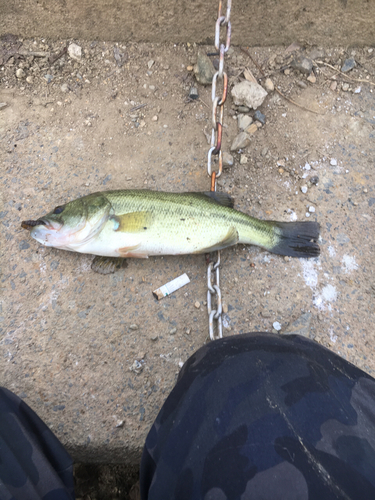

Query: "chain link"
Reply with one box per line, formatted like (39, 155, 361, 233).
(206, 0, 231, 341)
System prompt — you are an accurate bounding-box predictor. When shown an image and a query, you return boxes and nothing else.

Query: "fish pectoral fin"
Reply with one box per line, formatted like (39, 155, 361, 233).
(91, 256, 129, 275)
(118, 244, 149, 259)
(196, 226, 239, 253)
(111, 211, 153, 233)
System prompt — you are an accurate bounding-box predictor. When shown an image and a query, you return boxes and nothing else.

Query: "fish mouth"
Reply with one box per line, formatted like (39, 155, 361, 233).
(21, 219, 53, 230)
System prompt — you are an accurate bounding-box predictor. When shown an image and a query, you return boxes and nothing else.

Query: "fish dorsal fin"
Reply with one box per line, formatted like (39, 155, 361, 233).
(202, 192, 234, 208)
(110, 211, 153, 233)
(197, 226, 239, 253)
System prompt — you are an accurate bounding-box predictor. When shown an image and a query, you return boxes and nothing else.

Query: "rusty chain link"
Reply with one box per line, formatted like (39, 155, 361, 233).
(207, 0, 231, 341)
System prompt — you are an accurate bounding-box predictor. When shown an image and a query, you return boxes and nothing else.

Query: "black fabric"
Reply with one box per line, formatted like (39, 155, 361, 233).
(0, 387, 75, 500)
(140, 333, 375, 500)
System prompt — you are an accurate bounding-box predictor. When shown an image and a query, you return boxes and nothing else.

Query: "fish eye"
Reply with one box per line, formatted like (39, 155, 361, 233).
(53, 206, 65, 215)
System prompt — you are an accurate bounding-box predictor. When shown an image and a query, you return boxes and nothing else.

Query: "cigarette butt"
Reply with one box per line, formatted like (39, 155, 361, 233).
(153, 273, 190, 300)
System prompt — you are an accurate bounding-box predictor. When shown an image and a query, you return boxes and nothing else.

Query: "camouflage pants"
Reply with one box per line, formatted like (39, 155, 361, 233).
(0, 386, 74, 500)
(140, 333, 375, 499)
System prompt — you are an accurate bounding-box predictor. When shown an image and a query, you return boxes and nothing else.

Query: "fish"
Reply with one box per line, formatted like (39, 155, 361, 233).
(21, 189, 320, 274)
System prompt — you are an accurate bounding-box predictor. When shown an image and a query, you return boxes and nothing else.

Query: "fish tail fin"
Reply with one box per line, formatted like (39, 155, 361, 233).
(271, 221, 320, 258)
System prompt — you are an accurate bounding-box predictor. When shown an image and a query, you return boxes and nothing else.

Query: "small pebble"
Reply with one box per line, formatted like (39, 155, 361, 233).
(341, 58, 356, 73)
(129, 324, 139, 330)
(354, 86, 361, 94)
(147, 60, 155, 69)
(273, 321, 282, 331)
(26, 76, 33, 84)
(237, 105, 250, 113)
(185, 328, 191, 335)
(222, 304, 228, 314)
(189, 86, 199, 100)
(194, 301, 200, 309)
(240, 154, 248, 164)
(330, 158, 337, 166)
(284, 69, 291, 75)
(297, 81, 307, 89)
(245, 123, 258, 135)
(68, 43, 82, 61)
(237, 114, 253, 131)
(342, 83, 350, 91)
(309, 206, 316, 213)
(222, 152, 234, 167)
(61, 83, 69, 93)
(301, 185, 308, 194)
(306, 74, 316, 83)
(169, 327, 177, 335)
(130, 360, 143, 374)
(152, 115, 158, 121)
(230, 131, 251, 151)
(16, 68, 25, 79)
(305, 212, 310, 218)
(194, 50, 215, 85)
(291, 56, 313, 75)
(231, 80, 267, 110)
(330, 81, 337, 91)
(254, 110, 266, 125)
(264, 78, 274, 92)
(187, 65, 194, 71)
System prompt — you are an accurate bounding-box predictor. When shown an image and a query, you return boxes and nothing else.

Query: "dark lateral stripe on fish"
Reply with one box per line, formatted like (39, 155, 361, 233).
(271, 221, 320, 257)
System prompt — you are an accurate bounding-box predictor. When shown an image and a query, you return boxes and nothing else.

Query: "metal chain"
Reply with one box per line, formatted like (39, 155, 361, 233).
(207, 0, 232, 341)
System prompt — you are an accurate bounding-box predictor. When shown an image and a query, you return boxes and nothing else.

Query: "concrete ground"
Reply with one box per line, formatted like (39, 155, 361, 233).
(1, 38, 375, 474)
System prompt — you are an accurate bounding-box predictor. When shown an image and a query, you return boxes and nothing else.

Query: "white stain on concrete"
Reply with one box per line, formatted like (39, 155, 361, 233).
(342, 255, 358, 273)
(301, 259, 318, 287)
(329, 327, 338, 343)
(328, 245, 336, 257)
(313, 284, 338, 310)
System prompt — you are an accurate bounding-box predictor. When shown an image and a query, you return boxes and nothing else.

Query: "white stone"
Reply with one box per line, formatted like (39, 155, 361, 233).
(330, 158, 337, 166)
(16, 68, 25, 79)
(231, 80, 268, 110)
(222, 152, 234, 167)
(301, 185, 308, 194)
(230, 132, 251, 151)
(68, 43, 82, 61)
(237, 114, 253, 131)
(273, 321, 282, 331)
(264, 78, 274, 92)
(309, 206, 316, 213)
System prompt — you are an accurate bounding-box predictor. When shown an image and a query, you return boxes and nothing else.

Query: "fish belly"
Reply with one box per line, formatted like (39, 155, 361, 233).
(73, 215, 232, 257)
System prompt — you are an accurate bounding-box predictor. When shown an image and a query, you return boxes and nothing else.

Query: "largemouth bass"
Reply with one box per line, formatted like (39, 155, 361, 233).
(21, 190, 320, 273)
